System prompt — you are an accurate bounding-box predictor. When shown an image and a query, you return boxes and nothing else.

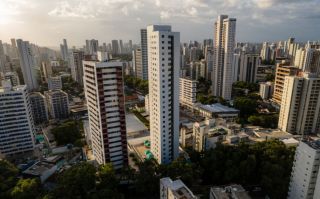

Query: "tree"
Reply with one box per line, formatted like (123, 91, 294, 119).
(0, 160, 19, 198)
(234, 97, 258, 117)
(95, 164, 124, 199)
(11, 178, 40, 199)
(248, 114, 279, 128)
(134, 160, 160, 198)
(51, 120, 82, 146)
(52, 163, 96, 199)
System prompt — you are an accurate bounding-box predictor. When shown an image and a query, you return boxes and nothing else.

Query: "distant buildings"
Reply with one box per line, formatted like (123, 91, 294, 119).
(179, 77, 197, 109)
(29, 92, 48, 124)
(278, 73, 320, 135)
(60, 39, 68, 62)
(45, 89, 69, 120)
(1, 72, 20, 86)
(140, 29, 148, 80)
(111, 40, 120, 55)
(0, 82, 35, 157)
(70, 50, 85, 86)
(212, 15, 236, 100)
(83, 60, 128, 168)
(147, 25, 180, 164)
(160, 177, 197, 199)
(48, 76, 62, 90)
(288, 140, 320, 199)
(259, 81, 274, 100)
(86, 39, 99, 55)
(16, 39, 39, 90)
(232, 51, 260, 83)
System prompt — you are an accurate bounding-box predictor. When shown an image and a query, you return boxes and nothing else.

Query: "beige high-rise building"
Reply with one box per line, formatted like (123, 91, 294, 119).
(212, 15, 236, 100)
(278, 73, 320, 135)
(179, 77, 197, 109)
(273, 61, 300, 105)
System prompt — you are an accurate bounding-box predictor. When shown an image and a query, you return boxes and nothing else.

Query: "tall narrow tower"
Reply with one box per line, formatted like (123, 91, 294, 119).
(16, 39, 39, 90)
(83, 60, 128, 168)
(140, 29, 148, 80)
(147, 25, 180, 164)
(212, 15, 236, 100)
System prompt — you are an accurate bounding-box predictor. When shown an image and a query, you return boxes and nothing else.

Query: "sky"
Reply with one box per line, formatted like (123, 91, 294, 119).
(0, 0, 319, 47)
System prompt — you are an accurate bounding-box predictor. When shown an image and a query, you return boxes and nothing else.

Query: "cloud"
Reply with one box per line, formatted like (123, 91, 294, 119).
(1, 0, 319, 46)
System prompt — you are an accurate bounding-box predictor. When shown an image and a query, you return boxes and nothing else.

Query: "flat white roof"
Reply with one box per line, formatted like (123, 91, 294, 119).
(126, 113, 148, 133)
(198, 103, 239, 113)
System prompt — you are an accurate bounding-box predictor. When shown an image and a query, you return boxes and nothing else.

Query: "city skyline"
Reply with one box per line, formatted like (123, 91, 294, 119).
(1, 0, 320, 46)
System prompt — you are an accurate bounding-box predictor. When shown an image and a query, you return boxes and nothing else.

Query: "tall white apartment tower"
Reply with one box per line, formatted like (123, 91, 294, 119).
(147, 25, 180, 164)
(16, 39, 39, 90)
(288, 140, 320, 199)
(83, 60, 128, 168)
(212, 15, 236, 100)
(278, 73, 320, 135)
(0, 81, 35, 157)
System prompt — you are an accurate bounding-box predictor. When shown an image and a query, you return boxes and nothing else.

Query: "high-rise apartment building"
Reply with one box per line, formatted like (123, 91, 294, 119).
(273, 61, 300, 105)
(60, 39, 68, 62)
(48, 76, 62, 90)
(83, 60, 128, 168)
(45, 89, 69, 120)
(112, 40, 120, 55)
(140, 29, 148, 80)
(70, 51, 85, 85)
(260, 42, 271, 61)
(278, 73, 320, 135)
(86, 39, 99, 55)
(205, 46, 214, 81)
(134, 48, 143, 79)
(303, 42, 320, 74)
(119, 40, 124, 54)
(147, 25, 180, 164)
(232, 51, 259, 83)
(179, 77, 197, 109)
(0, 82, 35, 157)
(16, 39, 39, 90)
(212, 15, 236, 100)
(0, 40, 6, 73)
(259, 82, 274, 100)
(40, 61, 52, 83)
(288, 140, 320, 199)
(29, 92, 48, 124)
(1, 72, 20, 86)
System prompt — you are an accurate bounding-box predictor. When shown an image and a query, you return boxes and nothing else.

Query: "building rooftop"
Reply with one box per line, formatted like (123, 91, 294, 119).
(0, 84, 26, 93)
(126, 113, 148, 134)
(197, 103, 239, 113)
(210, 184, 251, 199)
(161, 177, 197, 199)
(303, 139, 320, 150)
(23, 161, 55, 176)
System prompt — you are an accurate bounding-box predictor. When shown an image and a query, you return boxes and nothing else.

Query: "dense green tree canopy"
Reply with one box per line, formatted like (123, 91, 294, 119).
(0, 160, 19, 199)
(11, 179, 40, 199)
(51, 120, 83, 146)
